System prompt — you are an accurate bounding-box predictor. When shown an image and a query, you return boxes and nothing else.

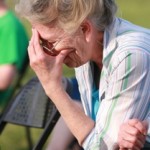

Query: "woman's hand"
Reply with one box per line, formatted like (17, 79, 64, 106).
(28, 28, 68, 95)
(118, 119, 148, 150)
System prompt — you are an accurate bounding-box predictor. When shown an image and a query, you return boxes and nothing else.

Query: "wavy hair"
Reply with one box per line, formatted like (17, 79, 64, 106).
(16, 0, 117, 33)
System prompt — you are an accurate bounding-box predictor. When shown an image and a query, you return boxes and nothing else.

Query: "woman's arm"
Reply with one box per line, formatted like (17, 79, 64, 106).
(0, 64, 16, 90)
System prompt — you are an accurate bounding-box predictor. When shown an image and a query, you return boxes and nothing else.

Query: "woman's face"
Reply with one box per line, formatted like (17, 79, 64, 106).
(33, 23, 94, 68)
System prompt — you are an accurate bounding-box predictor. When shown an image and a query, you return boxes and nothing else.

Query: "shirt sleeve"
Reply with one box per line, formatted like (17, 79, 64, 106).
(82, 50, 150, 149)
(0, 23, 18, 65)
(0, 13, 28, 71)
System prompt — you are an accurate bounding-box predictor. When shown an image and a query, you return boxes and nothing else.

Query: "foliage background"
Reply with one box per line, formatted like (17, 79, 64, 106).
(1, 0, 150, 150)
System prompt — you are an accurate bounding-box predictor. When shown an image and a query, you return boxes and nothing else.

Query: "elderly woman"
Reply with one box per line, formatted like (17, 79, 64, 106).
(16, 0, 150, 149)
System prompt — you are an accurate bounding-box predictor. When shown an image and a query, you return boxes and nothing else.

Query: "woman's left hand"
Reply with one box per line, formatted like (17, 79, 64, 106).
(118, 119, 148, 150)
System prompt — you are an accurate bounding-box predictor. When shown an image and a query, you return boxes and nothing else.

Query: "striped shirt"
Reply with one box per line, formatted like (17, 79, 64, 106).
(75, 17, 150, 150)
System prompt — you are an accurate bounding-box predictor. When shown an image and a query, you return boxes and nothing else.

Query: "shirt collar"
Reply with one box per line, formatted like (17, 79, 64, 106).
(102, 17, 119, 68)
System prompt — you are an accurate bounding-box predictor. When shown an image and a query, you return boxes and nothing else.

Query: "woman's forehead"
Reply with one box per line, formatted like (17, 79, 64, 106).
(32, 23, 64, 40)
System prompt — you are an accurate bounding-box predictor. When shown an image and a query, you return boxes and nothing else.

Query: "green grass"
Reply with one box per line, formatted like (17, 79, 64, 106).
(1, 0, 150, 150)
(116, 0, 150, 28)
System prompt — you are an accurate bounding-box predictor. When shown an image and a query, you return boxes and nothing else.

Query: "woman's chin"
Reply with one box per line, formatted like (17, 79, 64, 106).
(63, 58, 80, 68)
(64, 61, 77, 68)
(63, 50, 83, 68)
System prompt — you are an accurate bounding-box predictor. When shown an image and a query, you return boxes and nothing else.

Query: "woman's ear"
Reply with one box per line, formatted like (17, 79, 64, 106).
(80, 20, 92, 42)
(81, 20, 91, 33)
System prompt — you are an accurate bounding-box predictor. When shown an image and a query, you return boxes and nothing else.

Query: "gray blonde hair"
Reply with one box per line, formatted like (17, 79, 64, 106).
(16, 0, 117, 33)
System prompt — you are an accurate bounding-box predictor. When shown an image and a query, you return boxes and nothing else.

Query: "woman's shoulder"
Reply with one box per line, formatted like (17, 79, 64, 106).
(116, 18, 150, 37)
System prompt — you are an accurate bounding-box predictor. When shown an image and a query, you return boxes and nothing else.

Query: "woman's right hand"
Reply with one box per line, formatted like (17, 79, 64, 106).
(28, 28, 69, 95)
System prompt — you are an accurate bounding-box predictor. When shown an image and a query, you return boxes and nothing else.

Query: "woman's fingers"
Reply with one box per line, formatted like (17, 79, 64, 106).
(118, 120, 147, 150)
(28, 30, 36, 63)
(127, 119, 147, 144)
(128, 119, 148, 135)
(121, 127, 144, 148)
(33, 28, 45, 56)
